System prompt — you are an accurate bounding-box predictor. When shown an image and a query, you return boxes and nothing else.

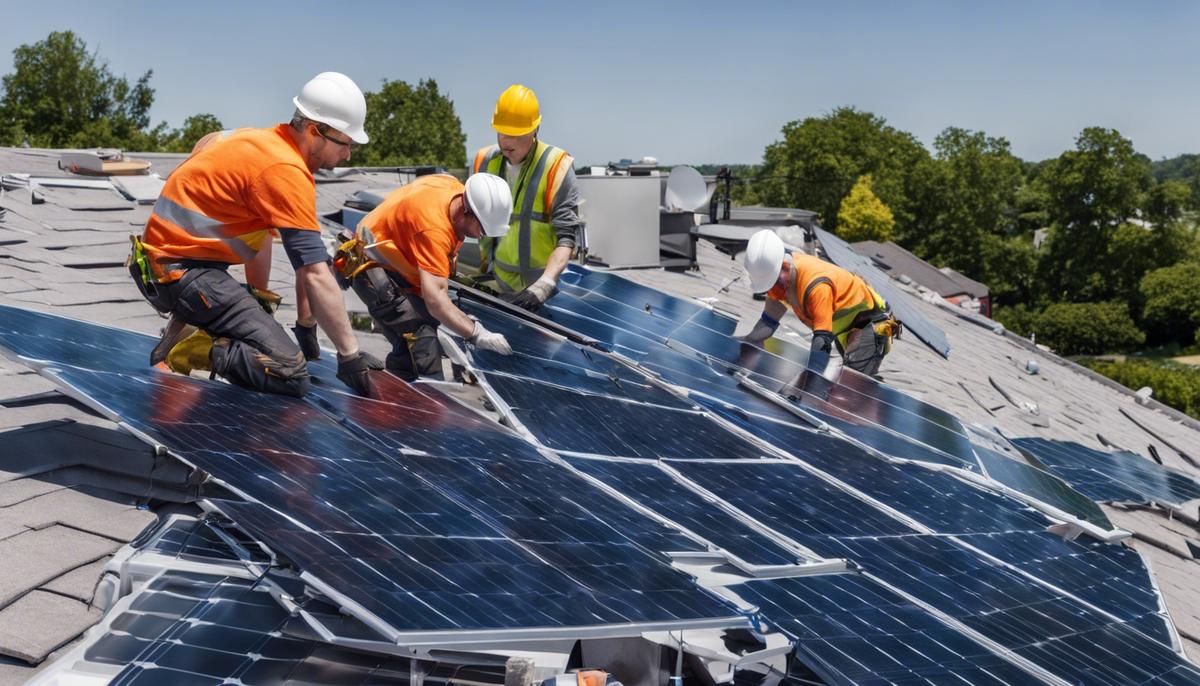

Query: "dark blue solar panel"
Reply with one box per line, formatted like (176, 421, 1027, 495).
(480, 371, 769, 460)
(814, 226, 951, 358)
(89, 571, 478, 686)
(1012, 437, 1200, 508)
(565, 456, 800, 567)
(975, 446, 1114, 530)
(0, 303, 742, 636)
(667, 460, 1197, 685)
(737, 574, 1045, 686)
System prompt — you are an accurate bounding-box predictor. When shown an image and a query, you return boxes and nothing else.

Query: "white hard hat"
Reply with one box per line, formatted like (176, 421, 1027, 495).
(464, 174, 513, 237)
(293, 72, 369, 145)
(744, 229, 786, 293)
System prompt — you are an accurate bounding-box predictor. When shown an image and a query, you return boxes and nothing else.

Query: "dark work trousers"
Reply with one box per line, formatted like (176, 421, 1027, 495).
(147, 267, 310, 397)
(350, 267, 442, 379)
(842, 311, 893, 377)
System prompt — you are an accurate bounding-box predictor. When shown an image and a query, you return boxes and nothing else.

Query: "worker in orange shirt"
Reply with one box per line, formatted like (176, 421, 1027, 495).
(128, 72, 380, 397)
(740, 229, 901, 377)
(335, 173, 515, 378)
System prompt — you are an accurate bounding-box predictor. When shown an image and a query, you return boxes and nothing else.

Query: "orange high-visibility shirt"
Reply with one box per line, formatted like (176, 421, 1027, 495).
(356, 175, 464, 296)
(142, 124, 318, 277)
(766, 252, 879, 335)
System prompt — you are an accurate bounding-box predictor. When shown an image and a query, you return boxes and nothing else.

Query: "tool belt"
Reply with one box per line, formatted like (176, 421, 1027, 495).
(127, 235, 169, 313)
(850, 307, 902, 340)
(331, 230, 377, 290)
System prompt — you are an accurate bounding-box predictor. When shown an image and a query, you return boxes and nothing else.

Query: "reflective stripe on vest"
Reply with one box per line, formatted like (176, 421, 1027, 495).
(474, 141, 567, 291)
(150, 195, 258, 263)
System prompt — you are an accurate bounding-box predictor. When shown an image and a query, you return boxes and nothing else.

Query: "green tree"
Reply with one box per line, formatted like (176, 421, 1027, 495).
(836, 175, 895, 242)
(751, 107, 930, 234)
(1033, 301, 1144, 355)
(1037, 128, 1154, 302)
(160, 113, 224, 153)
(918, 128, 1023, 280)
(354, 79, 466, 168)
(1140, 261, 1200, 345)
(0, 31, 156, 148)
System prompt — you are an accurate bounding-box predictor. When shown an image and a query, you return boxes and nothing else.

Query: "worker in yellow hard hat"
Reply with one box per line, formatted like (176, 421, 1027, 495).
(470, 84, 581, 311)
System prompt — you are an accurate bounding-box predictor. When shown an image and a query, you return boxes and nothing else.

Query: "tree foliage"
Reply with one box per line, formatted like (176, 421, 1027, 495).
(752, 107, 930, 234)
(1036, 128, 1155, 302)
(0, 31, 158, 148)
(1030, 301, 1144, 355)
(1079, 358, 1200, 419)
(1140, 261, 1200, 345)
(836, 175, 894, 242)
(159, 113, 224, 153)
(354, 79, 466, 169)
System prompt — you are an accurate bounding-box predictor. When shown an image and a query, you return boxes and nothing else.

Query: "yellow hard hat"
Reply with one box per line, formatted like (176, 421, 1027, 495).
(492, 84, 541, 136)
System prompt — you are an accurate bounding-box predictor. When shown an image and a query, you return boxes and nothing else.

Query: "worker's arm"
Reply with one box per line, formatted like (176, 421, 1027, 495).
(803, 284, 838, 378)
(419, 269, 511, 354)
(509, 169, 581, 310)
(245, 238, 273, 291)
(740, 298, 787, 343)
(280, 229, 381, 393)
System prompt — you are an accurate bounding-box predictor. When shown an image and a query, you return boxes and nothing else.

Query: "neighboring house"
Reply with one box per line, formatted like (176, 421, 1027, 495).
(852, 239, 992, 317)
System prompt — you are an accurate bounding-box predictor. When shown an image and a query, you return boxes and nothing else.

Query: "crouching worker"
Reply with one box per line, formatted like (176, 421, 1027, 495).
(128, 72, 381, 397)
(335, 173, 516, 379)
(740, 229, 901, 378)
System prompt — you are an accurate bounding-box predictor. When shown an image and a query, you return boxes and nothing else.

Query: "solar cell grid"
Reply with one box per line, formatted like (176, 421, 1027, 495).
(735, 573, 1046, 686)
(974, 446, 1114, 530)
(1012, 437, 1200, 508)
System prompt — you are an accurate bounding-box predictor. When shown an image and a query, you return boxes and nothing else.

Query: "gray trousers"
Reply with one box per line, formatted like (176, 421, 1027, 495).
(147, 267, 309, 397)
(842, 312, 892, 377)
(350, 267, 442, 379)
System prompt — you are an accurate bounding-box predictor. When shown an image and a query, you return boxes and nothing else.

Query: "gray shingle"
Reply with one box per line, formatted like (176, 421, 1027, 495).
(0, 525, 119, 608)
(0, 590, 101, 664)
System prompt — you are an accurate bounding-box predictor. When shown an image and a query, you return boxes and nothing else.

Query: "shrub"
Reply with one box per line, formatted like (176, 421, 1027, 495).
(1140, 261, 1200, 345)
(1079, 358, 1200, 419)
(1033, 302, 1144, 355)
(837, 174, 895, 242)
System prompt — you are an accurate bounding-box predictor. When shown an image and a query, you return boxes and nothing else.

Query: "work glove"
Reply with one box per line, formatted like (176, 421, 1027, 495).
(806, 331, 838, 381)
(469, 321, 513, 355)
(336, 350, 384, 396)
(737, 317, 777, 344)
(292, 322, 321, 360)
(508, 277, 558, 311)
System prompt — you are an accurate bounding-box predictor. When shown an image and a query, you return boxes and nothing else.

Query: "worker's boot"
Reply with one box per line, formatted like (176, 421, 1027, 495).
(166, 329, 214, 376)
(150, 314, 196, 366)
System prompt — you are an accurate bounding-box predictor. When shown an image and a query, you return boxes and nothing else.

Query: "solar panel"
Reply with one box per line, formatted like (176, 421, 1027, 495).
(736, 573, 1048, 686)
(813, 226, 952, 358)
(565, 456, 802, 567)
(0, 303, 745, 641)
(974, 446, 1114, 531)
(82, 570, 493, 686)
(1012, 437, 1200, 509)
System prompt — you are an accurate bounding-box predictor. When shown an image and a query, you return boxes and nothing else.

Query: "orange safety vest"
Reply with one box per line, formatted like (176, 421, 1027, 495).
(141, 124, 318, 282)
(355, 175, 463, 296)
(768, 252, 885, 347)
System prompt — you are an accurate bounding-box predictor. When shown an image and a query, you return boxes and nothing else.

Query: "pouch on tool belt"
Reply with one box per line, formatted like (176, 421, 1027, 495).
(332, 231, 372, 290)
(127, 235, 167, 312)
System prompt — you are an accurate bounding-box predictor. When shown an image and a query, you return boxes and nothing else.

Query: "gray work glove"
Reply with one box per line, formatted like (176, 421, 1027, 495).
(336, 350, 384, 396)
(508, 277, 558, 311)
(469, 321, 513, 355)
(292, 322, 321, 360)
(806, 331, 837, 380)
(738, 317, 777, 344)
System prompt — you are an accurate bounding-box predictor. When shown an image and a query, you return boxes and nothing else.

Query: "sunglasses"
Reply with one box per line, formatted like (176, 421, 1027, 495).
(314, 123, 355, 149)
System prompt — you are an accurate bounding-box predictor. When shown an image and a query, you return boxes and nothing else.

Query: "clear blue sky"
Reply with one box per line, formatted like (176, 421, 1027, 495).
(2, 1, 1196, 165)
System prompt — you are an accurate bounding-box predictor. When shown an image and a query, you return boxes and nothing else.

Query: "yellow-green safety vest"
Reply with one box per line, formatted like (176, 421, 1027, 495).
(472, 140, 573, 292)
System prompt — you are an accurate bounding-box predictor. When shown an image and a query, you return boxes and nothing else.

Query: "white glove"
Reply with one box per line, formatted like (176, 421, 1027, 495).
(469, 321, 513, 355)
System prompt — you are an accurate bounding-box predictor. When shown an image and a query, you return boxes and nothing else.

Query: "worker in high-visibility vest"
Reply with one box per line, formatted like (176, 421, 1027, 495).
(334, 173, 515, 378)
(128, 72, 381, 397)
(471, 84, 582, 310)
(741, 229, 901, 377)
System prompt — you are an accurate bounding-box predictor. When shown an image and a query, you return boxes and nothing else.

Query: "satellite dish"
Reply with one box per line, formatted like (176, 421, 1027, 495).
(665, 165, 707, 212)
